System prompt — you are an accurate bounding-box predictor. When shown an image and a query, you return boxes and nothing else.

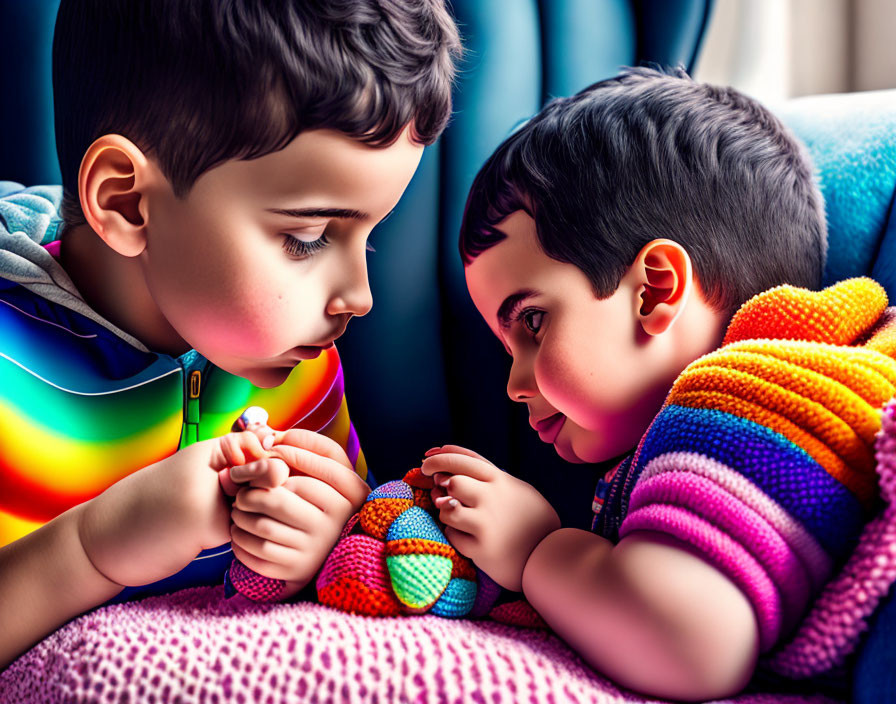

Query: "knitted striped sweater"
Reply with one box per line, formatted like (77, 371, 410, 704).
(592, 277, 896, 656)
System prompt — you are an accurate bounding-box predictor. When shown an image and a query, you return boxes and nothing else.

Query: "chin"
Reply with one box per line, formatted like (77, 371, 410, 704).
(558, 429, 636, 465)
(554, 440, 586, 464)
(242, 366, 294, 389)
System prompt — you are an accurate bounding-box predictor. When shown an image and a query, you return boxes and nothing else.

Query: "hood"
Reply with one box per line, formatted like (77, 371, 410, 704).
(0, 181, 148, 351)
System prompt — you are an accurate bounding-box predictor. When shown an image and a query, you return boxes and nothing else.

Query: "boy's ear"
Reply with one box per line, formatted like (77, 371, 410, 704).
(78, 134, 158, 257)
(632, 239, 693, 336)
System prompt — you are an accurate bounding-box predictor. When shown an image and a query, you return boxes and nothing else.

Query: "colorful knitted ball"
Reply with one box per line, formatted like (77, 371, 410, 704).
(317, 469, 478, 617)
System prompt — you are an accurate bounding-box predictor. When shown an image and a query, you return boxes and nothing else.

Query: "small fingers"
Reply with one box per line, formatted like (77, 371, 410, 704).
(433, 494, 460, 510)
(234, 485, 321, 532)
(421, 452, 495, 482)
(219, 467, 239, 497)
(281, 474, 350, 515)
(212, 430, 267, 470)
(438, 502, 481, 536)
(275, 428, 353, 470)
(430, 485, 448, 502)
(231, 457, 291, 489)
(231, 509, 305, 554)
(231, 524, 298, 565)
(424, 445, 493, 464)
(258, 428, 275, 451)
(269, 444, 370, 508)
(431, 473, 482, 507)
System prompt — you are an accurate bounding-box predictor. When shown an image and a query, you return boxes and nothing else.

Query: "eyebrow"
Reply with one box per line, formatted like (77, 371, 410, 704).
(266, 207, 369, 220)
(497, 289, 538, 328)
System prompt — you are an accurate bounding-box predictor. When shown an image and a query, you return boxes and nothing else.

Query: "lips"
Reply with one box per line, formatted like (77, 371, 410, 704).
(532, 412, 565, 444)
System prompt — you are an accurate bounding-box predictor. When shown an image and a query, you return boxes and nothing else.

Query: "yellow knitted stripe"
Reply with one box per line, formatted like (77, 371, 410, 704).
(863, 310, 896, 359)
(690, 278, 896, 514)
(718, 341, 896, 407)
(672, 389, 876, 507)
(724, 278, 888, 346)
(672, 366, 877, 503)
(682, 351, 889, 448)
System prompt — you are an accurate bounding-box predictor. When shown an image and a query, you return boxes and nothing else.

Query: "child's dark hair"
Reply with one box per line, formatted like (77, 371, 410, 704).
(53, 0, 462, 226)
(459, 67, 827, 316)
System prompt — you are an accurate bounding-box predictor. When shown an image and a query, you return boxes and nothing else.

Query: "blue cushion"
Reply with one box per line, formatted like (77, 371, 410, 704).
(778, 89, 896, 299)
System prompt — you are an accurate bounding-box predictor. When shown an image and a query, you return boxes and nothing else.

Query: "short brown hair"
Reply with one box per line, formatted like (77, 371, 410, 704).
(460, 67, 827, 316)
(54, 0, 462, 226)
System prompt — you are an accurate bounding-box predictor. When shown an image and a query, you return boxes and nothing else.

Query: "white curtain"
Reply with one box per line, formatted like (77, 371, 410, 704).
(693, 0, 896, 104)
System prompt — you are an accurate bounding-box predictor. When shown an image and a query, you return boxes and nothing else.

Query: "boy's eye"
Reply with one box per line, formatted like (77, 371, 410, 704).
(282, 233, 329, 258)
(519, 309, 544, 334)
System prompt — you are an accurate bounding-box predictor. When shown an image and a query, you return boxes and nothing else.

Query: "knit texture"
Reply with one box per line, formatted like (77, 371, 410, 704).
(614, 278, 896, 662)
(0, 586, 842, 704)
(316, 468, 543, 626)
(765, 397, 896, 677)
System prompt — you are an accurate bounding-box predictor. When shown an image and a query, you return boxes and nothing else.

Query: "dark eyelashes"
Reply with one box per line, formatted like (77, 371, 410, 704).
(279, 207, 393, 259)
(282, 233, 329, 258)
(281, 233, 377, 258)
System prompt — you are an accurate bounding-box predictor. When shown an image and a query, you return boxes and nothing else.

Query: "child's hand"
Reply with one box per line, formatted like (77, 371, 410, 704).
(223, 428, 371, 599)
(420, 445, 561, 591)
(78, 427, 273, 588)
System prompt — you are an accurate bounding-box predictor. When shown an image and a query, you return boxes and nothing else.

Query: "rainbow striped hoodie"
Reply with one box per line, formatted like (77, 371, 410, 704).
(592, 277, 896, 654)
(0, 182, 369, 601)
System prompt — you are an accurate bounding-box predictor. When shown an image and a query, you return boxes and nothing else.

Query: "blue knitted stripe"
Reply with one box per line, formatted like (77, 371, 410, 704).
(634, 404, 864, 561)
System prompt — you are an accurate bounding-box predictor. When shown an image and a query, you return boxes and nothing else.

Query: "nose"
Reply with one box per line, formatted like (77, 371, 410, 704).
(326, 249, 373, 318)
(506, 354, 536, 402)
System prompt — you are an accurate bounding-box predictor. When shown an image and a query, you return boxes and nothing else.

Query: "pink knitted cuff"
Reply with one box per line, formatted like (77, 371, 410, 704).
(227, 560, 287, 603)
(639, 452, 832, 588)
(620, 503, 782, 651)
(629, 472, 811, 627)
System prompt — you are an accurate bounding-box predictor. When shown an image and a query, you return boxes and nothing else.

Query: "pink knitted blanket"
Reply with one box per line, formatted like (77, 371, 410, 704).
(0, 586, 838, 704)
(5, 404, 896, 703)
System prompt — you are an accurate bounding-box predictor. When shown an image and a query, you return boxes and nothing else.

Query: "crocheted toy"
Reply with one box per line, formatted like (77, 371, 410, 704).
(224, 441, 546, 627)
(316, 467, 477, 617)
(316, 467, 546, 627)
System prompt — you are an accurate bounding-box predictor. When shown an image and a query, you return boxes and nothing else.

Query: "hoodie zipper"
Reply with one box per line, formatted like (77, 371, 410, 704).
(178, 350, 210, 448)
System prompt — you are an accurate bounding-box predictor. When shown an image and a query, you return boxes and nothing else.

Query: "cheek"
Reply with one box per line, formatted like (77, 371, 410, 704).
(150, 245, 308, 357)
(533, 328, 642, 429)
(208, 275, 326, 359)
(534, 342, 593, 417)
(202, 291, 282, 352)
